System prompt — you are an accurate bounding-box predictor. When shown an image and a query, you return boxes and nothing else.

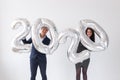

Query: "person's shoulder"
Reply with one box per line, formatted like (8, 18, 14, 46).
(45, 36, 50, 41)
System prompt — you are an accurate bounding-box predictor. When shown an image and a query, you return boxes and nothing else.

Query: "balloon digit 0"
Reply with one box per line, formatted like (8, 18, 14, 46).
(32, 18, 59, 54)
(80, 19, 109, 51)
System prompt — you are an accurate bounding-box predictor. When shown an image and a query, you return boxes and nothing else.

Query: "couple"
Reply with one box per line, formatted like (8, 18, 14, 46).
(22, 26, 95, 80)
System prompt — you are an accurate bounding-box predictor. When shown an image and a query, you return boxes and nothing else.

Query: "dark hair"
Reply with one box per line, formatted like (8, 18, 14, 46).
(85, 27, 95, 42)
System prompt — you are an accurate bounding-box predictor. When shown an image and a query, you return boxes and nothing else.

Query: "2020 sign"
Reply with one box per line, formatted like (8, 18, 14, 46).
(11, 18, 109, 63)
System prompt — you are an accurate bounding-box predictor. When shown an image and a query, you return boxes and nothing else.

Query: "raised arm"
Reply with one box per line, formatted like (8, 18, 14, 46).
(22, 38, 32, 44)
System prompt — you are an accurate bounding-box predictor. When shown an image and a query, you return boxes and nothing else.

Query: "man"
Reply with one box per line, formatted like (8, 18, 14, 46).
(22, 27, 50, 80)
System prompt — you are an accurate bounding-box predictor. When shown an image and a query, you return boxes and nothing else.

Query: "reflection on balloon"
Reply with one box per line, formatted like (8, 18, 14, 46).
(79, 19, 109, 52)
(11, 18, 31, 53)
(58, 28, 90, 63)
(32, 18, 59, 54)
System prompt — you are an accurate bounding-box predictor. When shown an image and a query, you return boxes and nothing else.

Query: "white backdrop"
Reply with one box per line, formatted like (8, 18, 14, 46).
(0, 0, 120, 80)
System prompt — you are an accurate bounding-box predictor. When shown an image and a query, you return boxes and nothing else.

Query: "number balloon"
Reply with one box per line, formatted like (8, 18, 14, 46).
(32, 18, 59, 54)
(79, 19, 109, 51)
(58, 29, 90, 63)
(11, 18, 31, 53)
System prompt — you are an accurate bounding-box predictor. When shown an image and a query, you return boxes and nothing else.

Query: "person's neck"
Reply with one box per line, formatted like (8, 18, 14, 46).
(40, 34, 46, 38)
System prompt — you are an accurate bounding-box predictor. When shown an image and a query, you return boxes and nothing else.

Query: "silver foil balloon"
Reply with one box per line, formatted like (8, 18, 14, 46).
(79, 19, 109, 51)
(58, 28, 90, 63)
(32, 18, 59, 54)
(11, 18, 31, 53)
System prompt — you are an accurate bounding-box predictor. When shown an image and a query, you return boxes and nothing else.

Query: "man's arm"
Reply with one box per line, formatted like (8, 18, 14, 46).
(22, 38, 32, 44)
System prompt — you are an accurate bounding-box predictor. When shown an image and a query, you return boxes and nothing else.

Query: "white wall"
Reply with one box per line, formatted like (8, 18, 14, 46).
(0, 0, 120, 80)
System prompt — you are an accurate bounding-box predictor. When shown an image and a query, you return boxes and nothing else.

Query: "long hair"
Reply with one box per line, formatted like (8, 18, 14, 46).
(85, 27, 95, 42)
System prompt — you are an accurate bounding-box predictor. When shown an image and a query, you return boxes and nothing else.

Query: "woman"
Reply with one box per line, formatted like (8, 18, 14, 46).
(75, 27, 95, 80)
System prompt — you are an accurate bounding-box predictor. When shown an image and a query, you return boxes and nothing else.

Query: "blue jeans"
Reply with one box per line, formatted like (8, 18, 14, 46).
(30, 56, 47, 80)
